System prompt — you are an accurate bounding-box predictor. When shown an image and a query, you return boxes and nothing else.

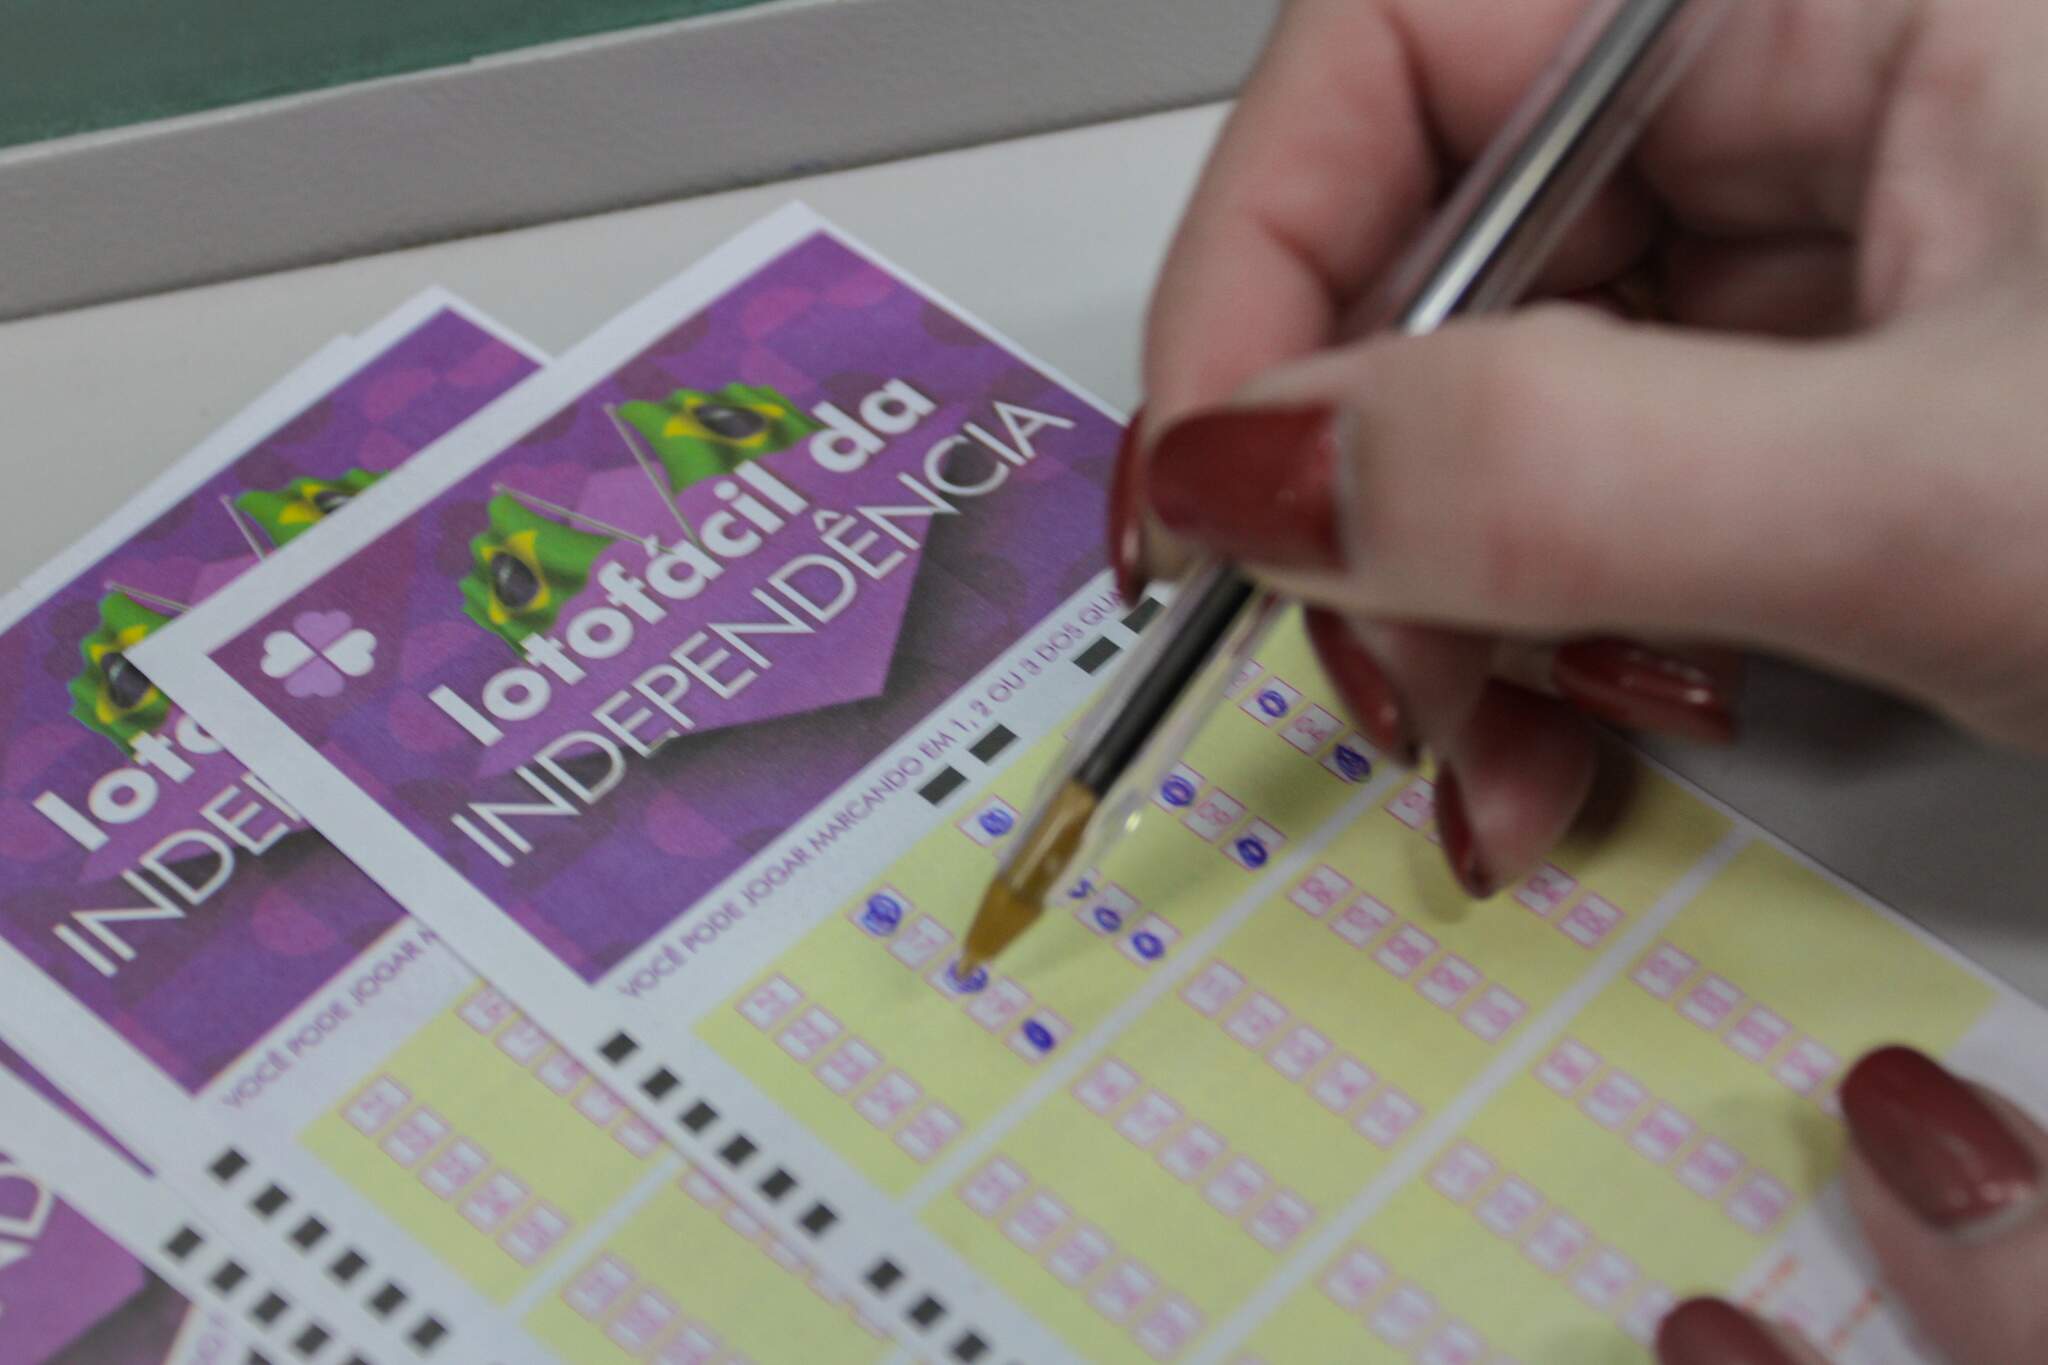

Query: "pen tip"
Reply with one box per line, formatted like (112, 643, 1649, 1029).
(961, 777, 1099, 973)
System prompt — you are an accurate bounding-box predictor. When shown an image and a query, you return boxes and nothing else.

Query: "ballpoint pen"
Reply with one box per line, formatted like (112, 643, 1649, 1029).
(958, 0, 1734, 978)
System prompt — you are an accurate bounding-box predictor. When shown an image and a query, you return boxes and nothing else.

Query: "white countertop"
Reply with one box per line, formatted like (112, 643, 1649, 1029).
(6, 102, 2045, 1004)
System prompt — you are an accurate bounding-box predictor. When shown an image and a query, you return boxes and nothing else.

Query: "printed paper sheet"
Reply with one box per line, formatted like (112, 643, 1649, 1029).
(134, 205, 2048, 1364)
(2, 1012, 328, 1363)
(0, 286, 910, 1365)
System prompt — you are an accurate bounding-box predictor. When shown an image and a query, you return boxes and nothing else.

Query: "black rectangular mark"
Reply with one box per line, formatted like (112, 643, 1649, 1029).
(718, 1134, 757, 1169)
(799, 1202, 838, 1237)
(250, 1291, 290, 1325)
(410, 1317, 447, 1352)
(967, 725, 1016, 764)
(369, 1283, 408, 1318)
(251, 1184, 290, 1217)
(164, 1226, 203, 1261)
(641, 1067, 678, 1100)
(290, 1217, 328, 1251)
(211, 1260, 248, 1293)
(679, 1100, 718, 1133)
(1073, 637, 1121, 674)
(1122, 596, 1165, 633)
(918, 768, 966, 805)
(293, 1324, 331, 1357)
(908, 1294, 946, 1328)
(599, 1032, 638, 1064)
(952, 1331, 990, 1362)
(865, 1259, 903, 1293)
(758, 1168, 796, 1202)
(328, 1250, 366, 1285)
(210, 1149, 249, 1183)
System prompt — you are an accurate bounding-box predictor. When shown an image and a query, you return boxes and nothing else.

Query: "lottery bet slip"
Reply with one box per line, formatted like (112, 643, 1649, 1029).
(0, 298, 572, 1362)
(131, 203, 2048, 1364)
(0, 297, 889, 1364)
(0, 1028, 408, 1364)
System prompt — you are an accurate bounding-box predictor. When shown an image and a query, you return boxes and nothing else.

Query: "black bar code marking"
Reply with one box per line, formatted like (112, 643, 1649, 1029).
(918, 767, 966, 804)
(967, 725, 1016, 763)
(1073, 637, 1121, 674)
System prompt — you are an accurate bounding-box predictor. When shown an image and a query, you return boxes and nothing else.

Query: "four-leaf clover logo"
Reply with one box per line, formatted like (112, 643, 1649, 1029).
(260, 610, 378, 698)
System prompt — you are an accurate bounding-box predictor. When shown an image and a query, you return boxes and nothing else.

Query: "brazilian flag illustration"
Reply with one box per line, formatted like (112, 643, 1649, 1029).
(235, 469, 383, 548)
(460, 494, 614, 649)
(68, 592, 173, 751)
(617, 382, 820, 494)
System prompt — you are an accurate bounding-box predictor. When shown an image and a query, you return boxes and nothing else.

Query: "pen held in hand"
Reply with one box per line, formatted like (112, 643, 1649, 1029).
(958, 0, 1736, 979)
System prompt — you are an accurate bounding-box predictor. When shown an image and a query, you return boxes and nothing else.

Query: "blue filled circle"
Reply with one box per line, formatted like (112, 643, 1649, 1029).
(1092, 906, 1124, 933)
(1258, 689, 1288, 717)
(1021, 1020, 1055, 1051)
(1160, 776, 1195, 807)
(978, 807, 1015, 837)
(1132, 931, 1164, 960)
(1235, 836, 1269, 867)
(859, 894, 903, 935)
(1331, 745, 1370, 781)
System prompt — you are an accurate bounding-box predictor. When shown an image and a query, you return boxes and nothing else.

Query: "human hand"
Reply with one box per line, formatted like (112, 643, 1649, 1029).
(1115, 0, 2048, 896)
(1656, 1046, 2046, 1364)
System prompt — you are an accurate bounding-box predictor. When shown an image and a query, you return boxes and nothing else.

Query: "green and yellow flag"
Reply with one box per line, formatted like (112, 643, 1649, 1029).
(68, 592, 173, 751)
(460, 494, 613, 649)
(617, 383, 820, 494)
(235, 469, 383, 548)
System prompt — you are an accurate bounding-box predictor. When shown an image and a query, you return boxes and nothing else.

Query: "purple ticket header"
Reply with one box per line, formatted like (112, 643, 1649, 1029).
(216, 233, 1116, 980)
(0, 309, 537, 1091)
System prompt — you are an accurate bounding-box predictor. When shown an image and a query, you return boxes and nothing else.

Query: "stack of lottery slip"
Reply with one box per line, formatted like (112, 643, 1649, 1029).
(0, 297, 566, 1362)
(8, 203, 2048, 1365)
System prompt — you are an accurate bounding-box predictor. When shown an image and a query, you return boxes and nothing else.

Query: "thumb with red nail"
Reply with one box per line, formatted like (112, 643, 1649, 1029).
(1655, 1046, 2048, 1365)
(1122, 0, 2048, 898)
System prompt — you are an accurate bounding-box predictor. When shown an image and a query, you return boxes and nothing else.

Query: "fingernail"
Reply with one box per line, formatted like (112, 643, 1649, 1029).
(1147, 405, 1343, 571)
(1304, 609, 1417, 764)
(1655, 1298, 1797, 1365)
(1840, 1045, 2040, 1232)
(1552, 638, 1739, 745)
(1108, 408, 1150, 608)
(1434, 766, 1495, 899)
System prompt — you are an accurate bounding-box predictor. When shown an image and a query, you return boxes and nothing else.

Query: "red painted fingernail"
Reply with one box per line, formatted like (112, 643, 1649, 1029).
(1146, 405, 1344, 571)
(1304, 609, 1416, 765)
(1840, 1046, 2040, 1231)
(1553, 638, 1739, 745)
(1434, 766, 1495, 899)
(1654, 1298, 1798, 1365)
(1108, 408, 1150, 608)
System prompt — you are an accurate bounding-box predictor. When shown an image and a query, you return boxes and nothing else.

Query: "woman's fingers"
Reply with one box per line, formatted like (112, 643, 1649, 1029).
(1140, 0, 1917, 430)
(1656, 1299, 1830, 1365)
(1433, 683, 1596, 898)
(1306, 600, 1598, 895)
(1526, 639, 1743, 746)
(1139, 0, 1455, 426)
(1657, 1049, 2048, 1365)
(1656, 235, 1861, 337)
(1135, 304, 2048, 715)
(1839, 1047, 2048, 1364)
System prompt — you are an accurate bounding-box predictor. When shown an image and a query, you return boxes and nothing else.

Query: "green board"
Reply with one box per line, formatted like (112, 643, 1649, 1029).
(1, 0, 771, 150)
